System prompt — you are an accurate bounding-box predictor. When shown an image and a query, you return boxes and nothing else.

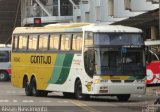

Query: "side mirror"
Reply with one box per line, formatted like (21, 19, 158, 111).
(90, 59, 94, 64)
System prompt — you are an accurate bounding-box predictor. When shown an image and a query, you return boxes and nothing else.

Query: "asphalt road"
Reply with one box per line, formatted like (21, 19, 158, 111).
(0, 82, 159, 112)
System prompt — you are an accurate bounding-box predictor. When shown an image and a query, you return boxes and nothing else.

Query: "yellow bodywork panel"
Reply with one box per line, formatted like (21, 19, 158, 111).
(11, 53, 57, 90)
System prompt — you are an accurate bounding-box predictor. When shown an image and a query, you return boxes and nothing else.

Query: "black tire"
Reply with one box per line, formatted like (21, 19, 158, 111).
(40, 91, 48, 97)
(75, 80, 90, 100)
(63, 92, 75, 98)
(117, 94, 130, 101)
(24, 82, 32, 96)
(0, 71, 9, 81)
(31, 77, 48, 97)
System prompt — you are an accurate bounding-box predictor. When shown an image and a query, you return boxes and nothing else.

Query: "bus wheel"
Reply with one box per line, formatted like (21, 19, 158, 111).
(117, 94, 130, 101)
(31, 78, 40, 96)
(24, 82, 32, 96)
(31, 78, 48, 97)
(75, 80, 89, 100)
(0, 71, 9, 81)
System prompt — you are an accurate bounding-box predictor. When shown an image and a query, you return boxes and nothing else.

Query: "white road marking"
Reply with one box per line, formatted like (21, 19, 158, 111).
(0, 100, 9, 102)
(39, 100, 52, 103)
(13, 100, 18, 103)
(0, 99, 69, 103)
(22, 100, 34, 103)
(57, 100, 69, 103)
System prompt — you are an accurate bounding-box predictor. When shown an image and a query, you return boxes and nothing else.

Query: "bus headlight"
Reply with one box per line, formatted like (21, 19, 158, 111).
(95, 79, 108, 84)
(95, 79, 100, 84)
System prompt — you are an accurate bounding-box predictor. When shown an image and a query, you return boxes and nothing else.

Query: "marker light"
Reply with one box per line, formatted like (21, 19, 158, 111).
(34, 18, 41, 26)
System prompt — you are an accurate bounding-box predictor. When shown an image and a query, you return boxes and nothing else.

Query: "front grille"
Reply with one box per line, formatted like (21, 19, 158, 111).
(111, 80, 121, 83)
(124, 80, 134, 83)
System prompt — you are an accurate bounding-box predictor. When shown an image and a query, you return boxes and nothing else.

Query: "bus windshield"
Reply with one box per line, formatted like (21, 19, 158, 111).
(95, 47, 145, 76)
(94, 33, 143, 45)
(84, 33, 145, 77)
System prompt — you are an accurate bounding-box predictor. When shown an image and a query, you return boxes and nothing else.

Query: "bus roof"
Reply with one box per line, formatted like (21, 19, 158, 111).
(145, 40, 160, 46)
(13, 23, 142, 34)
(83, 24, 142, 33)
(0, 47, 11, 51)
(0, 44, 11, 51)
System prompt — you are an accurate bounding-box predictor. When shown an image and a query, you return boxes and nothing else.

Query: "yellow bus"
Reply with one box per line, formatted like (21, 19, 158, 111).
(11, 23, 146, 101)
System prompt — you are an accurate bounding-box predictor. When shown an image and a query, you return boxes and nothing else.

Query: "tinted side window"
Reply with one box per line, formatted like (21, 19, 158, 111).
(84, 48, 95, 77)
(0, 51, 9, 62)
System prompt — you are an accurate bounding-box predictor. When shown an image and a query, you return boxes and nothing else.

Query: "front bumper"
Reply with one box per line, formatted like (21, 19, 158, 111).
(91, 83, 146, 95)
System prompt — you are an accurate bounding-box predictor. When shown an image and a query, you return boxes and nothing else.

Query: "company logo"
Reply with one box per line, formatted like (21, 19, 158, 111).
(30, 55, 51, 64)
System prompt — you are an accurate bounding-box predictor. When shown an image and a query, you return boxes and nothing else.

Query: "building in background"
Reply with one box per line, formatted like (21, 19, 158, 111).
(21, 0, 73, 26)
(21, 0, 159, 26)
(0, 0, 159, 44)
(21, 0, 159, 40)
(0, 0, 21, 44)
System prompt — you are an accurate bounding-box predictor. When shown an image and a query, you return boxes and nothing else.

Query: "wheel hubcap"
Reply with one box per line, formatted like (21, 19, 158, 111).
(0, 73, 5, 79)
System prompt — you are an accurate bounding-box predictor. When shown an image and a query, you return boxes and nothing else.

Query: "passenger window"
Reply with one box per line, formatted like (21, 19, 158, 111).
(49, 34, 60, 50)
(72, 33, 82, 51)
(28, 35, 38, 50)
(60, 34, 71, 51)
(0, 51, 9, 62)
(85, 32, 93, 46)
(39, 34, 48, 50)
(13, 35, 18, 51)
(18, 35, 28, 50)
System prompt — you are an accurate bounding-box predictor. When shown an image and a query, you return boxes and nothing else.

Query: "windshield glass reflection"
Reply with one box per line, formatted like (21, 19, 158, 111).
(95, 48, 145, 76)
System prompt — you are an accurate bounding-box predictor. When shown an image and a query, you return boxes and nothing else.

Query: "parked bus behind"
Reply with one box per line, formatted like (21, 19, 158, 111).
(0, 45, 11, 81)
(145, 40, 160, 86)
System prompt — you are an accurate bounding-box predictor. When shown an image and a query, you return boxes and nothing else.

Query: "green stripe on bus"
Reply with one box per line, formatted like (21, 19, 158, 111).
(128, 75, 145, 80)
(55, 54, 74, 84)
(49, 54, 65, 84)
(49, 54, 74, 84)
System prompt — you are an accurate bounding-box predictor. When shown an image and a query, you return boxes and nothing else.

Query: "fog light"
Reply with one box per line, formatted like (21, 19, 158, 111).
(99, 90, 108, 93)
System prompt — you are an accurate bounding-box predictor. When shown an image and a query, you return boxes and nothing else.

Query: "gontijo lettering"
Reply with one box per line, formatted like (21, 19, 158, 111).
(30, 55, 51, 64)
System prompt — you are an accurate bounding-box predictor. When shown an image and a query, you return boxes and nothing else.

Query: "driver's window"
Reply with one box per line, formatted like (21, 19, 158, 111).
(84, 48, 95, 77)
